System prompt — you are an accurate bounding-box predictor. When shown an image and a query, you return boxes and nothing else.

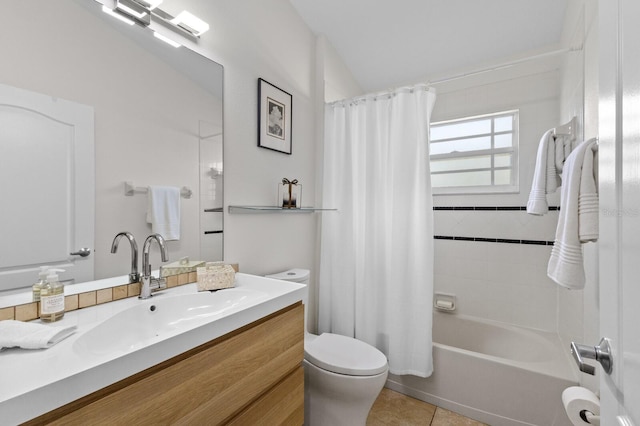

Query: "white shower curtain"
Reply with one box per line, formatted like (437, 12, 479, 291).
(319, 85, 436, 377)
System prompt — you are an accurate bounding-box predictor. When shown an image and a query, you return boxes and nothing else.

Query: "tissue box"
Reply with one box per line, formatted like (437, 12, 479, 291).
(197, 262, 236, 291)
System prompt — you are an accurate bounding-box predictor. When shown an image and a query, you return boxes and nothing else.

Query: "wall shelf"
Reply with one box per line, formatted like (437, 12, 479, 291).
(228, 205, 337, 214)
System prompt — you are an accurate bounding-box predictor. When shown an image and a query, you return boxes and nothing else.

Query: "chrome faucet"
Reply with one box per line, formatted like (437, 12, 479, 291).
(110, 232, 139, 283)
(140, 233, 169, 299)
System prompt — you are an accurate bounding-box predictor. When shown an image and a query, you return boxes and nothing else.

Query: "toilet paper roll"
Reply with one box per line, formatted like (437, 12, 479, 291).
(435, 300, 454, 310)
(562, 386, 600, 426)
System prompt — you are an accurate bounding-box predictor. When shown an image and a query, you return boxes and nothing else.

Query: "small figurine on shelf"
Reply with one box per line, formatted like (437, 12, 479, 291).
(278, 178, 301, 209)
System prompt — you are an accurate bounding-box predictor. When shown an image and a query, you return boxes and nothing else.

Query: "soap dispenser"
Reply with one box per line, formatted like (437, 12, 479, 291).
(32, 266, 50, 302)
(40, 269, 65, 322)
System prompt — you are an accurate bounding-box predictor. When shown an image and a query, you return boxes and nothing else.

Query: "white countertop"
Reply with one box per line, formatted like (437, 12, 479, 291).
(0, 273, 305, 425)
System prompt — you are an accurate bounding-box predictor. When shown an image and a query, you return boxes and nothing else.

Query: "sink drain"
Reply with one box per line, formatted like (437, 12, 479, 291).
(149, 305, 157, 312)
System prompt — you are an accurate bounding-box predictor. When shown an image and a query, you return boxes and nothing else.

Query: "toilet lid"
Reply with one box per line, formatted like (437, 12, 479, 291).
(304, 333, 388, 376)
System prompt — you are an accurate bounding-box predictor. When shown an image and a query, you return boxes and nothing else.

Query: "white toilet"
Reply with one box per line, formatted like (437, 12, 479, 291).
(266, 269, 389, 426)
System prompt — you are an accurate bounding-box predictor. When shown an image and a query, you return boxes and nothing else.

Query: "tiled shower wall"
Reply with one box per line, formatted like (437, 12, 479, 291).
(431, 68, 563, 332)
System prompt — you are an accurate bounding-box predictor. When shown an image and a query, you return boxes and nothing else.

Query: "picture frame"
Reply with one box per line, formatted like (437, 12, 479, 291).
(258, 78, 292, 154)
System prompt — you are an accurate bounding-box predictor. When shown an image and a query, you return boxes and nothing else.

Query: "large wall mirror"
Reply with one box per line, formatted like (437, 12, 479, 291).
(0, 0, 223, 297)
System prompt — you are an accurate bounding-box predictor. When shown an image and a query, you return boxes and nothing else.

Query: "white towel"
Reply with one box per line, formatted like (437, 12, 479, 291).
(579, 145, 599, 242)
(0, 320, 76, 350)
(146, 186, 181, 241)
(548, 139, 598, 289)
(527, 129, 561, 215)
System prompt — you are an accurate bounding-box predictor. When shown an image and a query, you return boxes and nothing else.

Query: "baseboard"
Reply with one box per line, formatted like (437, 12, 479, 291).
(384, 378, 536, 426)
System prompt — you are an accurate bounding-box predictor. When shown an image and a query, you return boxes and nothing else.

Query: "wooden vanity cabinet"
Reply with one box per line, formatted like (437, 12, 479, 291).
(26, 303, 304, 426)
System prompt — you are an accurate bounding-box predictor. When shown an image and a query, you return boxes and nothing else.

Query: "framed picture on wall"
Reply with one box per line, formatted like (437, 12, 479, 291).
(258, 78, 292, 154)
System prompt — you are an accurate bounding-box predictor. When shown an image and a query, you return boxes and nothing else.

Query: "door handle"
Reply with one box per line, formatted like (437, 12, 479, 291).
(70, 248, 92, 257)
(570, 337, 613, 375)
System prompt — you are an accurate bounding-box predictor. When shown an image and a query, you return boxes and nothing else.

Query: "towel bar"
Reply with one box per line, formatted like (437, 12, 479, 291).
(554, 116, 577, 140)
(124, 181, 192, 199)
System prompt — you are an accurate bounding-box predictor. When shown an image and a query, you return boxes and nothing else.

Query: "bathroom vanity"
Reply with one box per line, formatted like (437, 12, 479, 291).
(0, 274, 305, 425)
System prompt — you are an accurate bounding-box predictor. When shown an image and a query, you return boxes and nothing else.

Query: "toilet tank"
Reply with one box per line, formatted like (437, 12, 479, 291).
(266, 269, 310, 332)
(265, 269, 310, 285)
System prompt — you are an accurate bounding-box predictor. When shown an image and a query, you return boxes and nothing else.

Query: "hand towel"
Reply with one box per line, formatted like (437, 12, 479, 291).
(579, 144, 598, 242)
(146, 186, 181, 241)
(527, 129, 560, 215)
(548, 139, 598, 289)
(0, 320, 76, 350)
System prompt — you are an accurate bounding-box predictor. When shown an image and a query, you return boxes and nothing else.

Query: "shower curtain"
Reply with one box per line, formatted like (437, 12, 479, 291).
(319, 85, 436, 377)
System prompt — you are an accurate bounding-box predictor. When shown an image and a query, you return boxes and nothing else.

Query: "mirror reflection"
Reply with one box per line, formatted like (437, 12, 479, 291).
(0, 0, 223, 295)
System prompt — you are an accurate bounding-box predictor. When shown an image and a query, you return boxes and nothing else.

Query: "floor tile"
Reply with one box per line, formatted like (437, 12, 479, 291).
(431, 407, 488, 426)
(367, 388, 436, 425)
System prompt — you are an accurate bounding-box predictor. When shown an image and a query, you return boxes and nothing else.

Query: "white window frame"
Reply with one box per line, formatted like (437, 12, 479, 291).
(429, 110, 519, 195)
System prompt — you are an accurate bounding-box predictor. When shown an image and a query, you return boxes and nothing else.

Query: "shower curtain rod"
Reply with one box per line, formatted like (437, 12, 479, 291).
(429, 47, 578, 85)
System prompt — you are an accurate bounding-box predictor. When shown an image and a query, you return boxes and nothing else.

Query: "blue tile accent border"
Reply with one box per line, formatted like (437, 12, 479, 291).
(433, 206, 560, 211)
(432, 206, 558, 245)
(434, 235, 555, 245)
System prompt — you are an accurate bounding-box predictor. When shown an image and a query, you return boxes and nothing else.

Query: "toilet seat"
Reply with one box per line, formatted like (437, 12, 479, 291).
(304, 333, 388, 376)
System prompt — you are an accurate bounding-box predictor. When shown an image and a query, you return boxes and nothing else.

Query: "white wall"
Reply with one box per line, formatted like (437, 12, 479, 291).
(318, 36, 364, 103)
(177, 0, 320, 276)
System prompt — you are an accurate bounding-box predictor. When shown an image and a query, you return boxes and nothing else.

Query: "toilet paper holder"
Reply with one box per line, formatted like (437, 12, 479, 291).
(581, 410, 600, 426)
(434, 293, 456, 312)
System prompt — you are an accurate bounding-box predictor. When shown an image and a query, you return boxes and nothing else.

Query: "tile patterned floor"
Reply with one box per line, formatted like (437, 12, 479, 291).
(367, 388, 488, 426)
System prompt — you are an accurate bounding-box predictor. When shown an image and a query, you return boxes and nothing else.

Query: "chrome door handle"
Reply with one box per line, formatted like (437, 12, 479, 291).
(570, 337, 613, 375)
(70, 248, 92, 257)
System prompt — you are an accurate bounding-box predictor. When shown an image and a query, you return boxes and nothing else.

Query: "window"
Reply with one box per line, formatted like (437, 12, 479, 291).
(429, 110, 519, 194)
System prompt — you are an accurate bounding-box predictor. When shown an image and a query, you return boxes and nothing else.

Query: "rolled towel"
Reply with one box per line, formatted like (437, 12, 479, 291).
(579, 145, 598, 242)
(527, 129, 560, 215)
(0, 320, 76, 350)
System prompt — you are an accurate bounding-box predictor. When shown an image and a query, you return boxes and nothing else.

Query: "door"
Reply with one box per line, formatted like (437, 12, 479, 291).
(599, 0, 640, 424)
(0, 83, 94, 290)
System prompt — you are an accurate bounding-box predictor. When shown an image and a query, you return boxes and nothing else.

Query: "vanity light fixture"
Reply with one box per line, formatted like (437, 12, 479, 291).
(101, 5, 135, 25)
(170, 11, 210, 37)
(101, 0, 210, 41)
(145, 0, 163, 10)
(116, 0, 150, 25)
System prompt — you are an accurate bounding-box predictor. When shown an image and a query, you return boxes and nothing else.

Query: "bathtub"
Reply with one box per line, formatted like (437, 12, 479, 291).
(386, 312, 578, 426)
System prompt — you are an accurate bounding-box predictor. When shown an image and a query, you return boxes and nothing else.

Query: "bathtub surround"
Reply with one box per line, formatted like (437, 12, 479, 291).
(430, 67, 565, 331)
(320, 85, 436, 377)
(434, 205, 561, 245)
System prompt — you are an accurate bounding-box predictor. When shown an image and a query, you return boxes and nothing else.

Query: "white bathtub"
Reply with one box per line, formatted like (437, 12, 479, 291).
(386, 312, 578, 426)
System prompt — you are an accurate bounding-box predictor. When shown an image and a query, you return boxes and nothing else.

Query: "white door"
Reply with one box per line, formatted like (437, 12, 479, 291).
(598, 0, 640, 424)
(0, 84, 94, 290)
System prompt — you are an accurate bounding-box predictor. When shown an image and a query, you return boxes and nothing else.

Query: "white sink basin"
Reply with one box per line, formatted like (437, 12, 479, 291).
(73, 288, 268, 355)
(1, 273, 306, 426)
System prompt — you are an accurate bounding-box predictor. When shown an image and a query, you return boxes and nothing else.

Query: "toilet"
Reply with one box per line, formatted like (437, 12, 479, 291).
(265, 269, 389, 426)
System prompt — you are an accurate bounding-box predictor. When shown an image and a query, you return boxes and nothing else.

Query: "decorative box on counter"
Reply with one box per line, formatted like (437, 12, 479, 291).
(197, 262, 236, 291)
(160, 257, 206, 278)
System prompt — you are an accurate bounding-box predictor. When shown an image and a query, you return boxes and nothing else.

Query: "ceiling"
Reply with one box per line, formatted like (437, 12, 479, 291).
(289, 0, 568, 93)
